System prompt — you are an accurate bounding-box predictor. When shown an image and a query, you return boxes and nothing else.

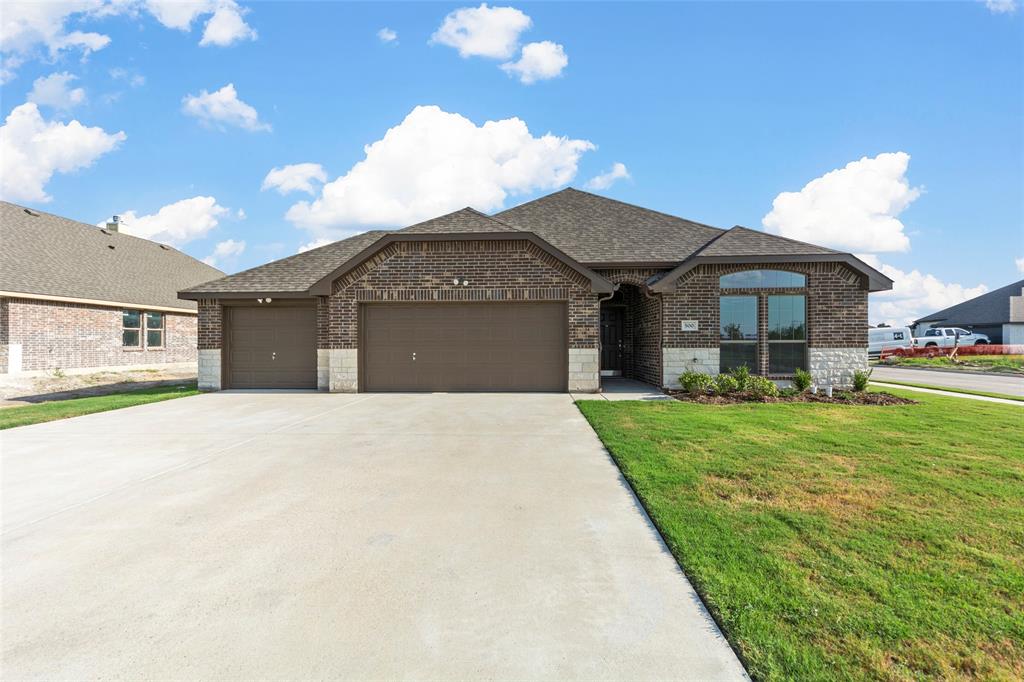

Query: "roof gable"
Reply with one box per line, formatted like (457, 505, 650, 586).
(494, 188, 723, 264)
(0, 201, 223, 311)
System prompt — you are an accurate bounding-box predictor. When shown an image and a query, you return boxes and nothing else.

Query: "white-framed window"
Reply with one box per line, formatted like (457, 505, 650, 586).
(123, 310, 142, 347)
(123, 310, 166, 348)
(146, 312, 165, 348)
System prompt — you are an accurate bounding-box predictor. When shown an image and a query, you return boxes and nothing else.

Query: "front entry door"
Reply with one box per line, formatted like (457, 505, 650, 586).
(600, 307, 624, 375)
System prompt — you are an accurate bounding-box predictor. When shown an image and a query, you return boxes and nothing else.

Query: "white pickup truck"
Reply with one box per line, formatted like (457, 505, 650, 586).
(914, 327, 991, 348)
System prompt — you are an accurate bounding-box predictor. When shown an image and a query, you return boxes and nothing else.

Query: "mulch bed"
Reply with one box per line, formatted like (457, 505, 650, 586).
(665, 390, 916, 405)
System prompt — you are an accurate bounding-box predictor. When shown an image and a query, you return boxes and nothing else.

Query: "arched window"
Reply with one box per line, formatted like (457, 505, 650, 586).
(720, 270, 806, 289)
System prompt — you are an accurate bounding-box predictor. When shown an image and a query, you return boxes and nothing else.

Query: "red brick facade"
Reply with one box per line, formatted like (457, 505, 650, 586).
(321, 240, 600, 350)
(663, 262, 867, 348)
(197, 299, 223, 350)
(0, 297, 198, 373)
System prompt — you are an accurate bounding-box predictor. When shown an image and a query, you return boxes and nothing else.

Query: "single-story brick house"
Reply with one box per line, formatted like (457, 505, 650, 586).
(913, 278, 1024, 345)
(180, 189, 892, 392)
(0, 201, 223, 374)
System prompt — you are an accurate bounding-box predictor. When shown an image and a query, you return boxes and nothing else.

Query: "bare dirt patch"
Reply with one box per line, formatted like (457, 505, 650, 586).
(0, 366, 197, 407)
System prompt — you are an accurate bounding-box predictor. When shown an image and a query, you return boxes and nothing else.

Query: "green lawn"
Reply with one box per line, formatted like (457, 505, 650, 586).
(869, 378, 1024, 403)
(577, 390, 1024, 681)
(0, 383, 199, 430)
(881, 355, 1024, 374)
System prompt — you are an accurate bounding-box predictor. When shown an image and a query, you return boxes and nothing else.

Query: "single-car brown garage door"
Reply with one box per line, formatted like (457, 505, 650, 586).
(226, 305, 317, 389)
(362, 303, 567, 392)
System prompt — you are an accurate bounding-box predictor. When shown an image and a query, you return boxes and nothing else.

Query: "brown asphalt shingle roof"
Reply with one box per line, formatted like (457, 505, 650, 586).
(183, 208, 523, 295)
(494, 188, 724, 264)
(179, 190, 862, 297)
(697, 226, 839, 257)
(0, 201, 223, 311)
(181, 230, 389, 295)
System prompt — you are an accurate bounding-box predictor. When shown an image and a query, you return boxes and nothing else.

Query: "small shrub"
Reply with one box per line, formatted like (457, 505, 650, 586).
(679, 370, 714, 394)
(51, 368, 65, 379)
(852, 368, 872, 392)
(747, 375, 780, 398)
(714, 373, 739, 394)
(792, 368, 812, 392)
(730, 365, 751, 391)
(780, 387, 799, 398)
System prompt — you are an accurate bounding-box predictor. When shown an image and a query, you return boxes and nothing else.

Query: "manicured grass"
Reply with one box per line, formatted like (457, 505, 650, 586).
(577, 390, 1024, 681)
(870, 378, 1024, 403)
(882, 355, 1024, 374)
(0, 383, 199, 430)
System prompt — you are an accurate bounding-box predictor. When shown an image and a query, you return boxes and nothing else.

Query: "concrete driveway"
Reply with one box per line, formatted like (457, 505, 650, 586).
(1, 392, 745, 681)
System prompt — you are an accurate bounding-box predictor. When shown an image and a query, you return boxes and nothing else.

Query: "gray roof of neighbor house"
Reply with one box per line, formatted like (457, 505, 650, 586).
(914, 279, 1024, 326)
(494, 188, 723, 264)
(180, 188, 893, 297)
(0, 201, 223, 311)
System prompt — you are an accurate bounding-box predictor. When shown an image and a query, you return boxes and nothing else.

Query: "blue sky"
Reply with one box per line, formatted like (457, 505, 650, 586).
(1, 1, 1021, 325)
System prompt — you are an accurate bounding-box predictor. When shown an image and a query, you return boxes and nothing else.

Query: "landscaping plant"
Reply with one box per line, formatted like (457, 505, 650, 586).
(852, 368, 872, 392)
(679, 370, 714, 394)
(792, 368, 812, 392)
(729, 365, 751, 391)
(746, 375, 780, 398)
(714, 373, 739, 395)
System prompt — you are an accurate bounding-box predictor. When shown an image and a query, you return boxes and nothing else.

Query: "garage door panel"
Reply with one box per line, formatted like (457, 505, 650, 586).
(227, 305, 317, 389)
(363, 303, 566, 392)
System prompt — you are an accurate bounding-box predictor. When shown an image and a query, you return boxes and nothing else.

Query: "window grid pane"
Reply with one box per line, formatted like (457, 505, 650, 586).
(721, 344, 757, 373)
(122, 310, 141, 329)
(720, 296, 758, 340)
(146, 330, 163, 348)
(720, 270, 806, 289)
(145, 312, 164, 329)
(767, 295, 806, 341)
(769, 343, 806, 374)
(123, 330, 140, 347)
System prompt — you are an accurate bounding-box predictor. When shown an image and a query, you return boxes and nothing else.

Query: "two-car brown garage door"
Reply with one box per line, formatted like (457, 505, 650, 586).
(225, 302, 567, 391)
(362, 303, 567, 392)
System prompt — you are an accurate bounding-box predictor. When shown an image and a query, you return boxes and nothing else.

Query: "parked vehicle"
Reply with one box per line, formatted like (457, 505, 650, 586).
(914, 327, 991, 348)
(868, 327, 914, 358)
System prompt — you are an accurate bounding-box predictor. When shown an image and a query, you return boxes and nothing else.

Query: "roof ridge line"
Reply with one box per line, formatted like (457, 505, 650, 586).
(559, 187, 726, 232)
(729, 224, 841, 254)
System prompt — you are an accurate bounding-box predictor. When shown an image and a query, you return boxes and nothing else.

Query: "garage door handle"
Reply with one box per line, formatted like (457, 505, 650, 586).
(271, 352, 276, 360)
(412, 352, 416, 361)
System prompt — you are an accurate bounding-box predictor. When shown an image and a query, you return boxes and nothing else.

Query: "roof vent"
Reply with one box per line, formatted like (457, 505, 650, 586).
(105, 215, 120, 233)
(107, 244, 115, 250)
(100, 229, 111, 235)
(159, 244, 171, 250)
(23, 208, 40, 217)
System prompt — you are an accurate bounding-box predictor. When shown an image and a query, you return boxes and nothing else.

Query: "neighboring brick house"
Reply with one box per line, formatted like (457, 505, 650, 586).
(0, 201, 223, 374)
(180, 189, 891, 392)
(912, 278, 1024, 345)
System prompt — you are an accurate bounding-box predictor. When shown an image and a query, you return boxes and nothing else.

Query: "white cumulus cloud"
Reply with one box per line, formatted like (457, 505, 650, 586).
(585, 162, 630, 190)
(763, 152, 922, 253)
(262, 163, 327, 195)
(984, 0, 1018, 14)
(111, 196, 229, 246)
(0, 2, 113, 82)
(1016, 256, 1024, 274)
(182, 83, 270, 132)
(297, 237, 333, 253)
(203, 238, 246, 267)
(859, 255, 989, 327)
(0, 102, 125, 203)
(284, 105, 594, 240)
(109, 67, 145, 87)
(200, 1, 257, 46)
(28, 72, 86, 110)
(378, 27, 397, 43)
(501, 40, 567, 83)
(145, 0, 256, 46)
(431, 3, 531, 59)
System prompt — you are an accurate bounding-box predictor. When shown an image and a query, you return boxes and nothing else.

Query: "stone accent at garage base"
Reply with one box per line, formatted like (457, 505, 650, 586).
(808, 347, 866, 389)
(198, 349, 221, 391)
(663, 348, 719, 388)
(568, 348, 599, 392)
(319, 348, 358, 392)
